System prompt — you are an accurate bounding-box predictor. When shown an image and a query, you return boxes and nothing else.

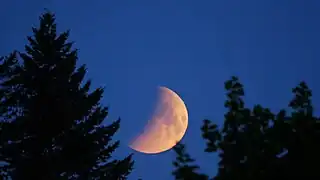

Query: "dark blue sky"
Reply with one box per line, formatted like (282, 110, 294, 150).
(1, 0, 320, 179)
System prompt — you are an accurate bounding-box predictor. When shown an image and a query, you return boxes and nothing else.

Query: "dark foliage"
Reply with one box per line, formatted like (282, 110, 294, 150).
(172, 76, 320, 179)
(0, 11, 133, 179)
(172, 143, 208, 180)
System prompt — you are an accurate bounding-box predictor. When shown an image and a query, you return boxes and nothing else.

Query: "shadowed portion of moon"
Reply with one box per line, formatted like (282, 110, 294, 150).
(129, 87, 188, 154)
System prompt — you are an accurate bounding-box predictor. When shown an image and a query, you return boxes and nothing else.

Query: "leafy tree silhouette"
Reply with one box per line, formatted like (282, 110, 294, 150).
(172, 76, 320, 179)
(0, 11, 133, 179)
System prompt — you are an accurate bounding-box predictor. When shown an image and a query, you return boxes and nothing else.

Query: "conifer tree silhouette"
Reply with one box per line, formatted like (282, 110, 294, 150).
(0, 11, 133, 180)
(172, 76, 320, 179)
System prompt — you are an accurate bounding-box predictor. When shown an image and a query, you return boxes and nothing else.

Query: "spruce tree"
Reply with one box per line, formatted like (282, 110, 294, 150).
(0, 11, 133, 179)
(172, 76, 320, 179)
(172, 143, 208, 180)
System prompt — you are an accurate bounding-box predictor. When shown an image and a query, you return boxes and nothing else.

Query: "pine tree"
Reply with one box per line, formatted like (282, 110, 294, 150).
(0, 11, 133, 179)
(172, 76, 320, 179)
(172, 143, 208, 180)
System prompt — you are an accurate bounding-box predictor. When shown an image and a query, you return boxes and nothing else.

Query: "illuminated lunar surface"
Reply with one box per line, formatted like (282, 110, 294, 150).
(129, 86, 188, 154)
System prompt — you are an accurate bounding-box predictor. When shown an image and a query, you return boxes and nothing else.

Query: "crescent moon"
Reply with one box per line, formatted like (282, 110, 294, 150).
(129, 86, 188, 154)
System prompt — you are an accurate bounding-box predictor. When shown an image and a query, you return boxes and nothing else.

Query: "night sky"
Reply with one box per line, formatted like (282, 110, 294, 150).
(1, 0, 320, 179)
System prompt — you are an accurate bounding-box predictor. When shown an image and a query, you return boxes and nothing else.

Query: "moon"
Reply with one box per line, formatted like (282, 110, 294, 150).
(129, 86, 188, 154)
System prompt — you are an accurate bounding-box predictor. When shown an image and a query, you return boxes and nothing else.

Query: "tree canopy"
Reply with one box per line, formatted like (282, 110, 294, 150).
(172, 76, 320, 179)
(0, 11, 133, 179)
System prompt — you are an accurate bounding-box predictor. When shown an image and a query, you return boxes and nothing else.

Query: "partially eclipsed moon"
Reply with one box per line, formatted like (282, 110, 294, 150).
(129, 86, 188, 154)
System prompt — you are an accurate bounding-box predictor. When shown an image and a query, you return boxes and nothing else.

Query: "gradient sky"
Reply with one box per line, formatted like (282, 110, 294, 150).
(1, 0, 320, 179)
